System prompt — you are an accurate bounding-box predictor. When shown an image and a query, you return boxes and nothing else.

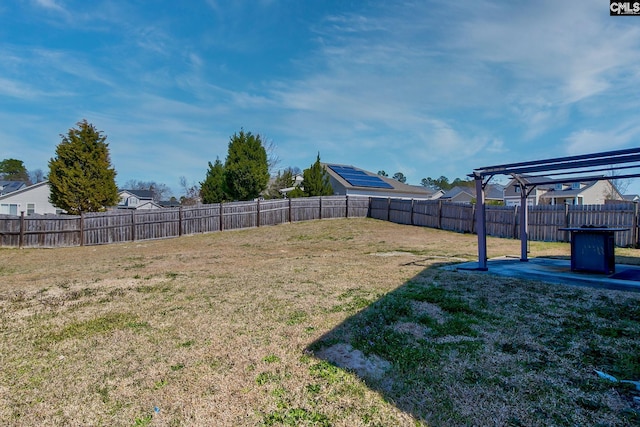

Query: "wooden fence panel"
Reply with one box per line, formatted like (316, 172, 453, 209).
(346, 196, 370, 218)
(412, 200, 441, 228)
(133, 209, 180, 241)
(389, 199, 413, 225)
(182, 204, 221, 235)
(486, 205, 517, 239)
(223, 201, 257, 230)
(10, 214, 81, 247)
(369, 198, 390, 221)
(290, 198, 321, 222)
(259, 199, 290, 226)
(84, 211, 133, 245)
(440, 202, 474, 233)
(528, 205, 567, 242)
(321, 196, 347, 219)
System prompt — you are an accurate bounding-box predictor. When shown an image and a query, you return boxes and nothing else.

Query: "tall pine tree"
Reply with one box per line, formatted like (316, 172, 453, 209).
(200, 158, 227, 203)
(223, 130, 269, 201)
(302, 153, 333, 197)
(48, 120, 119, 214)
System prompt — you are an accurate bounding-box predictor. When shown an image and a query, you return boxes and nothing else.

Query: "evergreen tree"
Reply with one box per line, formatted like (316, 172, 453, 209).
(223, 130, 269, 201)
(0, 158, 30, 182)
(200, 158, 227, 203)
(301, 153, 333, 197)
(48, 120, 118, 214)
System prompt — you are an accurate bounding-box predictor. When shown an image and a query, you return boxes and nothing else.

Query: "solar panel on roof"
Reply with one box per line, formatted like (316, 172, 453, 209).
(328, 165, 394, 189)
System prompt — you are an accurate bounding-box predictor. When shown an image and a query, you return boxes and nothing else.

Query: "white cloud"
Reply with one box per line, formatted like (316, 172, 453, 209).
(564, 123, 640, 155)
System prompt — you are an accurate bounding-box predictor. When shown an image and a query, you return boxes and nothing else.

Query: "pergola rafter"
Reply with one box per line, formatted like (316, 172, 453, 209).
(470, 147, 640, 270)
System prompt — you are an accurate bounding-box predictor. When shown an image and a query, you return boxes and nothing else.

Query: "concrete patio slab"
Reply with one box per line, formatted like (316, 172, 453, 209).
(445, 257, 640, 293)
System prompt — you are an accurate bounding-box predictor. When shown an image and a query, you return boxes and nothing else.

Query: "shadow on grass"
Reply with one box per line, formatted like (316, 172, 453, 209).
(306, 261, 640, 426)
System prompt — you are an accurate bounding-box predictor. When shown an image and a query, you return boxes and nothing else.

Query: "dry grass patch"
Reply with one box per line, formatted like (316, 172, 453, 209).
(0, 218, 639, 426)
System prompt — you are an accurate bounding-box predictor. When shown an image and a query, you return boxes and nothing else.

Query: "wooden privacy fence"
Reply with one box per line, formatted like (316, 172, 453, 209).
(370, 198, 640, 248)
(0, 196, 370, 248)
(3, 195, 639, 248)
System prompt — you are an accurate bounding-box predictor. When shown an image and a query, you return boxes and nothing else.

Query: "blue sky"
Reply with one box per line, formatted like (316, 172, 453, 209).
(2, 0, 640, 196)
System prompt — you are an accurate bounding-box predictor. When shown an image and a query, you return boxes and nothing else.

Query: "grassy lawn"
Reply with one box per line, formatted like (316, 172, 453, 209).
(1, 218, 639, 426)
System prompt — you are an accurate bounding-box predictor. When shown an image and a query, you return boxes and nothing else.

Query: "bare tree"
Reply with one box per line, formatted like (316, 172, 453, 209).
(260, 134, 280, 175)
(607, 167, 630, 199)
(179, 176, 200, 205)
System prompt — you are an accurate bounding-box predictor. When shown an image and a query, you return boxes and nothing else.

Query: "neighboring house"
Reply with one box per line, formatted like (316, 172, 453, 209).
(440, 186, 474, 204)
(0, 180, 28, 196)
(503, 175, 622, 206)
(441, 184, 505, 204)
(278, 174, 304, 197)
(117, 190, 163, 210)
(0, 181, 63, 215)
(323, 163, 441, 200)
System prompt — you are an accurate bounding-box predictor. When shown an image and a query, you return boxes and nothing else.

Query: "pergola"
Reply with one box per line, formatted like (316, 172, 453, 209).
(471, 147, 640, 270)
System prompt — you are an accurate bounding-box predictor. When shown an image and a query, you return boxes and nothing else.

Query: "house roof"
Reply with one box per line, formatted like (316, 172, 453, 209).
(0, 180, 49, 200)
(119, 189, 154, 199)
(0, 180, 28, 195)
(441, 186, 473, 200)
(539, 181, 599, 199)
(322, 163, 438, 197)
(441, 184, 504, 201)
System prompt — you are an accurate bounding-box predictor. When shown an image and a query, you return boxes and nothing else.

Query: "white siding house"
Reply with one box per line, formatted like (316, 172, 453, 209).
(0, 181, 63, 215)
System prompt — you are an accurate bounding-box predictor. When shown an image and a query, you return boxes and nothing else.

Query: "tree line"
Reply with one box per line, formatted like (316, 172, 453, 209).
(4, 119, 479, 215)
(4, 120, 335, 215)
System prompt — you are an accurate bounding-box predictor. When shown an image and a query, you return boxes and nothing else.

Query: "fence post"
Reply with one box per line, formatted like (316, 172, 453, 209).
(179, 206, 183, 237)
(289, 198, 292, 223)
(319, 197, 323, 220)
(19, 211, 25, 248)
(80, 212, 85, 246)
(471, 203, 476, 234)
(345, 195, 349, 218)
(634, 202, 639, 248)
(564, 203, 570, 242)
(410, 199, 415, 225)
(131, 210, 136, 241)
(387, 198, 391, 222)
(437, 200, 443, 229)
(219, 202, 224, 231)
(257, 199, 261, 227)
(512, 206, 518, 239)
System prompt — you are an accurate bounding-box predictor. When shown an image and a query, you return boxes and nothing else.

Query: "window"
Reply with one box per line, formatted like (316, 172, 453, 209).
(0, 203, 19, 215)
(571, 182, 581, 190)
(515, 186, 521, 193)
(554, 183, 563, 191)
(27, 203, 35, 215)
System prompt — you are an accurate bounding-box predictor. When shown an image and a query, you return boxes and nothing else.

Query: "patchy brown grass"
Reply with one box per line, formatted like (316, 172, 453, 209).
(0, 218, 639, 426)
